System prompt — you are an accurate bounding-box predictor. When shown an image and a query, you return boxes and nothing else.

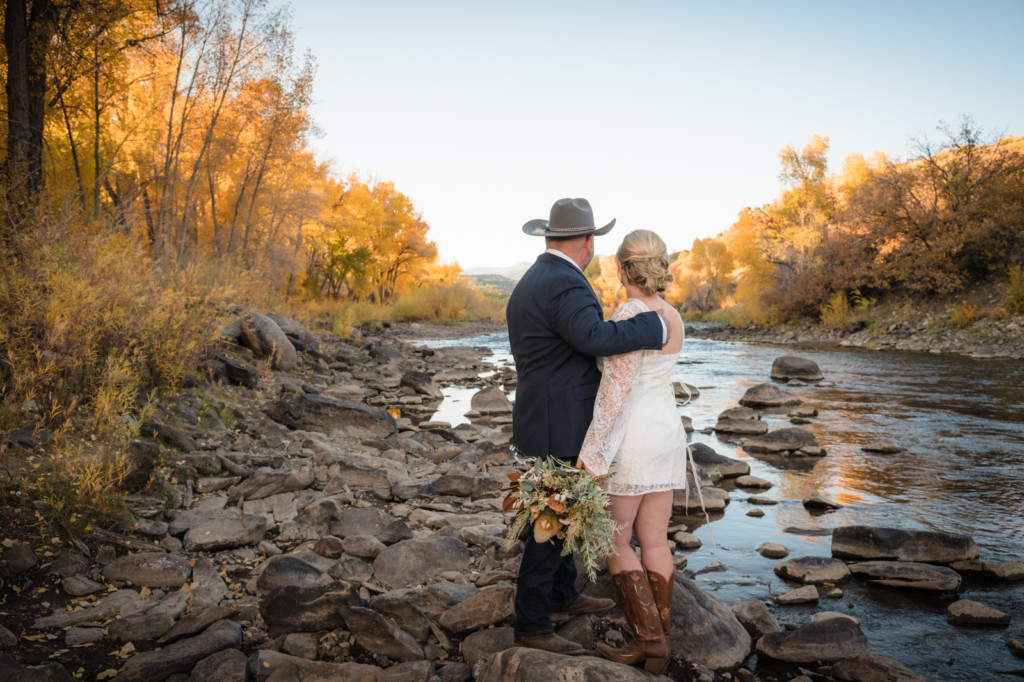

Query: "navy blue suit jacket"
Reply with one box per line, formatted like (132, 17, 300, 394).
(506, 253, 663, 463)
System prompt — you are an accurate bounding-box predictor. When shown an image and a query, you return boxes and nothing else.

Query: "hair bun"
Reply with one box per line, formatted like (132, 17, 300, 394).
(617, 230, 673, 296)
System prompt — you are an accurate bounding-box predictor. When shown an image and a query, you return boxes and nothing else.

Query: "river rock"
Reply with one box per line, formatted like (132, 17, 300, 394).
(260, 582, 361, 635)
(731, 598, 780, 638)
(715, 406, 770, 436)
(373, 536, 473, 589)
(255, 650, 382, 681)
(107, 611, 175, 642)
(803, 493, 841, 509)
(946, 599, 1011, 626)
(821, 653, 926, 682)
(114, 619, 242, 682)
(757, 542, 790, 559)
(102, 553, 192, 588)
(470, 385, 512, 415)
(438, 585, 514, 635)
(256, 554, 333, 596)
(367, 594, 433, 642)
(775, 585, 819, 604)
(241, 311, 297, 370)
(183, 513, 267, 551)
(50, 550, 89, 577)
(739, 382, 802, 408)
(187, 647, 248, 682)
(672, 575, 753, 671)
(158, 605, 235, 644)
(382, 581, 480, 620)
(0, 654, 74, 682)
(400, 370, 443, 398)
(33, 588, 147, 629)
(775, 556, 851, 584)
(61, 574, 104, 596)
(831, 525, 979, 563)
(474, 647, 652, 681)
(862, 441, 905, 454)
(339, 605, 425, 660)
(433, 472, 497, 497)
(688, 442, 749, 477)
(673, 486, 730, 514)
(461, 627, 514, 667)
(212, 353, 259, 388)
(673, 531, 702, 549)
(4, 542, 37, 573)
(735, 475, 772, 489)
(227, 467, 315, 502)
(342, 534, 387, 558)
(848, 561, 962, 592)
(771, 356, 823, 381)
(262, 393, 398, 439)
(947, 560, 1024, 581)
(742, 427, 821, 455)
(325, 503, 409, 540)
(756, 617, 869, 663)
(1009, 639, 1024, 659)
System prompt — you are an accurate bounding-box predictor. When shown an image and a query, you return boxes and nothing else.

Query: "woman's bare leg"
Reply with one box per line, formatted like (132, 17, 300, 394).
(604, 494, 643, 575)
(633, 490, 675, 580)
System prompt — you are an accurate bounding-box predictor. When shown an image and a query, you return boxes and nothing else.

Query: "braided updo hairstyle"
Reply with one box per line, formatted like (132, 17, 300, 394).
(616, 229, 674, 296)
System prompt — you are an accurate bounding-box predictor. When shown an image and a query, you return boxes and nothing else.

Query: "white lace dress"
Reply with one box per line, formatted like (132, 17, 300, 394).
(579, 299, 690, 496)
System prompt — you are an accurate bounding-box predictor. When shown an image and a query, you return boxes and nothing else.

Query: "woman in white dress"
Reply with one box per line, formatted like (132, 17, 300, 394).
(579, 229, 687, 674)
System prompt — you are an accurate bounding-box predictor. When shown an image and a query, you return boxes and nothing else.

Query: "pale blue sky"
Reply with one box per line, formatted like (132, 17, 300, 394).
(291, 0, 1024, 270)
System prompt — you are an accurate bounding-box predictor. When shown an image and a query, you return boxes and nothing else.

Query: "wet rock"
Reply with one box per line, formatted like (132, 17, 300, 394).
(821, 653, 926, 682)
(373, 536, 473, 589)
(437, 585, 514, 635)
(775, 556, 851, 584)
(735, 475, 772, 489)
(254, 650, 382, 681)
(739, 382, 802, 408)
(742, 427, 821, 455)
(339, 605, 425, 660)
(263, 393, 398, 440)
(775, 585, 819, 605)
(260, 582, 361, 635)
(672, 575, 753, 671)
(673, 486, 730, 514)
(714, 409, 770, 436)
(862, 441, 905, 454)
(1009, 639, 1024, 659)
(187, 647, 248, 682)
(102, 553, 192, 588)
(474, 647, 652, 681)
(4, 542, 37, 572)
(115, 619, 242, 682)
(770, 356, 823, 381)
(748, 495, 777, 505)
(688, 442, 750, 477)
(470, 385, 512, 414)
(757, 542, 790, 559)
(849, 560, 962, 592)
(803, 493, 841, 509)
(747, 508, 765, 518)
(731, 598, 780, 638)
(946, 599, 1011, 626)
(756, 616, 869, 663)
(107, 611, 175, 642)
(831, 525, 979, 563)
(673, 531, 702, 549)
(183, 513, 267, 551)
(227, 467, 315, 503)
(400, 371, 443, 399)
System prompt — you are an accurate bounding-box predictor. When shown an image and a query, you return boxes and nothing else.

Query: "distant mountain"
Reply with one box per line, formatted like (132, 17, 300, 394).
(462, 261, 532, 280)
(465, 273, 517, 293)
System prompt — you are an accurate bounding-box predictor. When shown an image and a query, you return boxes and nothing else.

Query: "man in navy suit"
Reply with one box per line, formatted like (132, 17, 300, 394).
(507, 197, 668, 654)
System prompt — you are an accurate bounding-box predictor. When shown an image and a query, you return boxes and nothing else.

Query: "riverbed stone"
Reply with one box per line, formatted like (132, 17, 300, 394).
(438, 585, 514, 635)
(1009, 639, 1024, 659)
(715, 414, 770, 436)
(342, 534, 387, 558)
(775, 585, 819, 604)
(107, 611, 175, 642)
(256, 554, 332, 596)
(187, 647, 248, 682)
(821, 653, 926, 682)
(433, 472, 497, 497)
(757, 542, 790, 559)
(848, 561, 962, 592)
(946, 599, 1011, 626)
(775, 556, 851, 584)
(771, 356, 823, 381)
(241, 311, 297, 370)
(731, 598, 780, 638)
(742, 427, 821, 455)
(227, 467, 315, 502)
(735, 475, 772, 489)
(470, 385, 511, 414)
(183, 513, 267, 551)
(475, 647, 652, 681)
(672, 575, 752, 671)
(688, 443, 749, 477)
(61, 574, 104, 596)
(803, 493, 841, 509)
(263, 393, 398, 439)
(373, 536, 473, 589)
(756, 617, 869, 663)
(400, 370, 443, 398)
(339, 605, 425, 660)
(673, 486, 730, 514)
(102, 553, 192, 588)
(831, 525, 979, 563)
(4, 542, 38, 572)
(739, 382, 802, 408)
(862, 441, 905, 454)
(114, 619, 242, 682)
(260, 582, 361, 635)
(254, 650, 382, 681)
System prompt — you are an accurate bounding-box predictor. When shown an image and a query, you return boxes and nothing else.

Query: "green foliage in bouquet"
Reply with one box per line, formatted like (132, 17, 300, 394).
(503, 456, 620, 581)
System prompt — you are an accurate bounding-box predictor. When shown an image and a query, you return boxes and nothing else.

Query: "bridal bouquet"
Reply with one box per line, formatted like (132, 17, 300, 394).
(502, 455, 619, 581)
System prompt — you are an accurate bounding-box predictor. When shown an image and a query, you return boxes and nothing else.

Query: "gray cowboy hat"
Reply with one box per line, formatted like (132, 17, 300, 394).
(522, 197, 616, 237)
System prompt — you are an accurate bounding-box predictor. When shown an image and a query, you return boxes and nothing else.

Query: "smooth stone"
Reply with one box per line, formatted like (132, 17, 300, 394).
(742, 427, 820, 455)
(731, 598, 780, 638)
(822, 653, 926, 682)
(338, 605, 425, 661)
(65, 625, 106, 645)
(103, 553, 192, 588)
(848, 560, 962, 592)
(671, 576, 752, 671)
(114, 619, 242, 682)
(474, 646, 653, 681)
(739, 382, 802, 408)
(108, 611, 176, 642)
(770, 356, 823, 381)
(748, 495, 777, 506)
(747, 508, 765, 518)
(757, 542, 790, 559)
(183, 513, 267, 551)
(4, 542, 38, 572)
(61, 574, 104, 596)
(775, 585, 819, 604)
(282, 632, 319, 660)
(735, 475, 773, 489)
(187, 648, 248, 682)
(946, 599, 1011, 626)
(862, 441, 905, 454)
(437, 585, 514, 635)
(1008, 639, 1024, 659)
(255, 649, 382, 680)
(673, 531, 702, 549)
(756, 617, 869, 664)
(460, 626, 515, 667)
(803, 493, 841, 509)
(342, 534, 387, 558)
(831, 525, 979, 563)
(373, 536, 473, 589)
(775, 556, 851, 584)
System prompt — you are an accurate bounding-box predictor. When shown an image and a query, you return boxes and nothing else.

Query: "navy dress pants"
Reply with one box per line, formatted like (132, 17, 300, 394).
(513, 531, 581, 635)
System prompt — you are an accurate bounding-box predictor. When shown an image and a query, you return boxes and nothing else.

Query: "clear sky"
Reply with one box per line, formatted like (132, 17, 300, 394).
(290, 0, 1024, 271)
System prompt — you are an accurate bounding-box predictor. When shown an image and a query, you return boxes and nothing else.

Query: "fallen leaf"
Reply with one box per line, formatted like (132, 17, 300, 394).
(96, 669, 119, 680)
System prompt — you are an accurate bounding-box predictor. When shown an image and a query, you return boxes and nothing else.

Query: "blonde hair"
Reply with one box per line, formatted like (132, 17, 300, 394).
(616, 229, 674, 296)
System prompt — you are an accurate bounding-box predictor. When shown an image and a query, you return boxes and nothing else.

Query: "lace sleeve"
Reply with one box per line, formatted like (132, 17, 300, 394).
(579, 300, 647, 475)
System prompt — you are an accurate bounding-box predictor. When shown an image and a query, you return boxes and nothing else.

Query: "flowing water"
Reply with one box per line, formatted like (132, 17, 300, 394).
(419, 331, 1024, 679)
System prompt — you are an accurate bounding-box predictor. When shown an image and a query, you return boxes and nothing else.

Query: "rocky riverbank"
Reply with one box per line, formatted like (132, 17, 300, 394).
(2, 313, 1022, 681)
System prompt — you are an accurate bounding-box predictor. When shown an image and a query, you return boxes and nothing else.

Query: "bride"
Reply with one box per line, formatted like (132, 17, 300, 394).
(579, 229, 688, 674)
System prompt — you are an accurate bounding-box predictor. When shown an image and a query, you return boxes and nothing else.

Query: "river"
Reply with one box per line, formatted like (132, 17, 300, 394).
(418, 331, 1024, 679)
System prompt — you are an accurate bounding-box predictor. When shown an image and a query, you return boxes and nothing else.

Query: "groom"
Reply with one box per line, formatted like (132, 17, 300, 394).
(507, 197, 668, 654)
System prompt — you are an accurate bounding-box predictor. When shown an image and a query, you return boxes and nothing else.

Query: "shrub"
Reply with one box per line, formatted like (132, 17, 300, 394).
(1004, 265, 1024, 314)
(949, 300, 981, 328)
(389, 281, 506, 323)
(819, 289, 875, 328)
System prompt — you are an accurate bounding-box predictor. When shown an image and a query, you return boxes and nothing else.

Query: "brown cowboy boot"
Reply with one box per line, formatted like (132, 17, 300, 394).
(596, 570, 669, 673)
(646, 568, 672, 640)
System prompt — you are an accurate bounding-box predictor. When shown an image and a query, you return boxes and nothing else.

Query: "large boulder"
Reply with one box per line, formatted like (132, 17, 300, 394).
(672, 576, 752, 671)
(372, 537, 473, 589)
(263, 394, 398, 439)
(831, 525, 979, 563)
(114, 619, 242, 682)
(738, 382, 802, 408)
(470, 385, 512, 415)
(756, 617, 869, 664)
(399, 370, 443, 399)
(266, 313, 319, 352)
(260, 582, 362, 635)
(241, 311, 297, 370)
(771, 356, 823, 381)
